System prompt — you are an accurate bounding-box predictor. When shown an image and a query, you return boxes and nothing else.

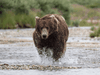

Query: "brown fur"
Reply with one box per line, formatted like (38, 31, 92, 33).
(33, 14, 69, 61)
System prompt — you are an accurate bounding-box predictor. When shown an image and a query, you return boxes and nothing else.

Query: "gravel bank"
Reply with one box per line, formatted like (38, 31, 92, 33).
(0, 64, 82, 70)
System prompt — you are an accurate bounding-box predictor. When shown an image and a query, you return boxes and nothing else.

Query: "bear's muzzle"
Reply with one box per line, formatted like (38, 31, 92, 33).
(41, 28, 48, 39)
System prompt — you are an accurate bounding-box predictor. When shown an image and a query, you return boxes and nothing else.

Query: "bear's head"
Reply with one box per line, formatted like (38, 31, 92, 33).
(35, 15, 59, 39)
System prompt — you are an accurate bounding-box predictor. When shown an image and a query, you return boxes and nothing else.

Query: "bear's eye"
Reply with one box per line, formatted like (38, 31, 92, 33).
(46, 27, 48, 30)
(41, 27, 43, 30)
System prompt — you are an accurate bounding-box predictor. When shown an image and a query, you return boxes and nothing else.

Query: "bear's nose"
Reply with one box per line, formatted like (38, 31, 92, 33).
(43, 35, 46, 39)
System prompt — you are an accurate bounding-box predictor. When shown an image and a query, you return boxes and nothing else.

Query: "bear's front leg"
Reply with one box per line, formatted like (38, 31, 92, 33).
(52, 42, 65, 61)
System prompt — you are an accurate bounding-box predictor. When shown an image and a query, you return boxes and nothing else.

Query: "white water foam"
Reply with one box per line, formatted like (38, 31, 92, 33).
(36, 47, 54, 66)
(34, 47, 69, 66)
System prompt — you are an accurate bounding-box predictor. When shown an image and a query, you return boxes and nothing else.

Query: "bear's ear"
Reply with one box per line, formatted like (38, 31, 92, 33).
(35, 16, 40, 19)
(35, 16, 40, 29)
(35, 16, 40, 34)
(35, 16, 40, 23)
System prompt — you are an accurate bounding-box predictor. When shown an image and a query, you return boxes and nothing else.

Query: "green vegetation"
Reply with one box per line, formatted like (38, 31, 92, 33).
(71, 4, 100, 27)
(91, 26, 95, 31)
(0, 11, 16, 29)
(0, 0, 71, 29)
(0, 11, 37, 29)
(90, 33, 96, 38)
(90, 27, 100, 38)
(71, 4, 100, 20)
(0, 0, 100, 29)
(70, 0, 100, 8)
(72, 20, 80, 27)
(79, 20, 94, 26)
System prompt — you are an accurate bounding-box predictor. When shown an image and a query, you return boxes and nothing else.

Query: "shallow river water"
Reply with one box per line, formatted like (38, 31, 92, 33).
(0, 27, 100, 75)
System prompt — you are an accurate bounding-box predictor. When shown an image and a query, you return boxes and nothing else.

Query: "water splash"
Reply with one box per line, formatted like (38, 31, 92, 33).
(36, 47, 54, 66)
(35, 47, 69, 66)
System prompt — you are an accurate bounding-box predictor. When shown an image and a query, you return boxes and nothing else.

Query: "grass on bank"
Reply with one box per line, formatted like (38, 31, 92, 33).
(0, 0, 71, 28)
(90, 27, 100, 38)
(71, 4, 100, 20)
(70, 0, 100, 8)
(0, 11, 16, 29)
(0, 11, 37, 29)
(70, 4, 100, 27)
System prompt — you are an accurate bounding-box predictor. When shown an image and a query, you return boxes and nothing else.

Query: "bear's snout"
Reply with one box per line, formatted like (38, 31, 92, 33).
(41, 28, 48, 39)
(42, 35, 47, 39)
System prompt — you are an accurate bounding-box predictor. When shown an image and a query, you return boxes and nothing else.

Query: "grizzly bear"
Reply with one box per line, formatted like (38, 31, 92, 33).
(33, 14, 69, 61)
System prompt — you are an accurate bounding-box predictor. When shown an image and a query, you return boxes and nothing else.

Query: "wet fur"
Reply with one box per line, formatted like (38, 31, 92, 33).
(33, 14, 69, 61)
